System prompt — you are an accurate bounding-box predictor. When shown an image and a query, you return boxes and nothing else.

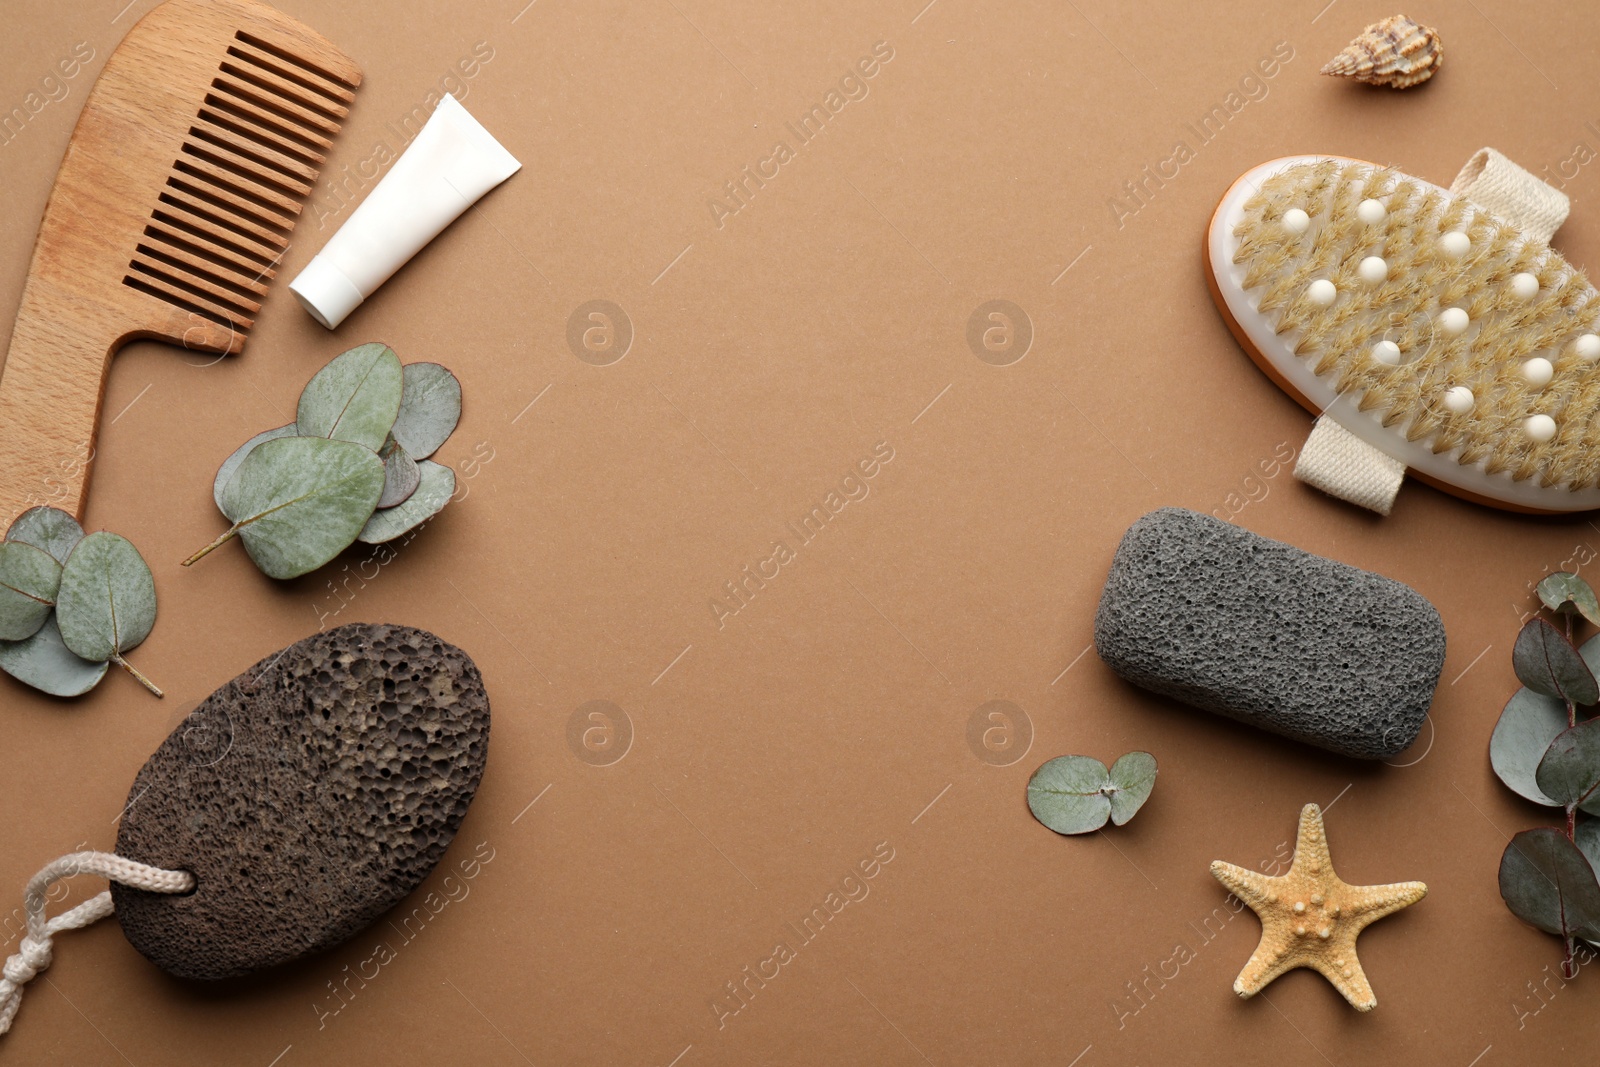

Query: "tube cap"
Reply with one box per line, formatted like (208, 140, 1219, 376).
(289, 255, 365, 330)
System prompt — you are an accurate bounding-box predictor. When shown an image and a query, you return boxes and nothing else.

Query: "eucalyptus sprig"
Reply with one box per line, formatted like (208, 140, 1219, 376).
(1491, 571, 1600, 977)
(184, 344, 463, 580)
(1027, 751, 1157, 834)
(0, 507, 161, 698)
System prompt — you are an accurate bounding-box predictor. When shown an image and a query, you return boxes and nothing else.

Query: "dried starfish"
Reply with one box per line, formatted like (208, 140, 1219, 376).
(1210, 803, 1426, 1011)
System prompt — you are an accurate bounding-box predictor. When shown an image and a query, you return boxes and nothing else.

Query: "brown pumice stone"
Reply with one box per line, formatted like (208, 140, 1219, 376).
(110, 623, 490, 980)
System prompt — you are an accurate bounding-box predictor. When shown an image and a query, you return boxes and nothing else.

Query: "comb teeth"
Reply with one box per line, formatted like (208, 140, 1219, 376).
(122, 30, 356, 334)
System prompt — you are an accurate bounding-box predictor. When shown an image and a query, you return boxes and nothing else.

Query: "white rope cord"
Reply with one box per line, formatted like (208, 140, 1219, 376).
(0, 851, 194, 1037)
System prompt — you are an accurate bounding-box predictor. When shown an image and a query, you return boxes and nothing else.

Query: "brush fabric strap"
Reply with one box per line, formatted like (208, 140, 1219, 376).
(1294, 147, 1569, 514)
(0, 851, 194, 1037)
(1449, 147, 1570, 246)
(1295, 418, 1406, 516)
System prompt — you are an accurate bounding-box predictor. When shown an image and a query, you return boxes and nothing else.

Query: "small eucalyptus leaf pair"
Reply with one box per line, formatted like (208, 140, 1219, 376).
(186, 344, 463, 580)
(0, 507, 161, 698)
(1026, 751, 1157, 835)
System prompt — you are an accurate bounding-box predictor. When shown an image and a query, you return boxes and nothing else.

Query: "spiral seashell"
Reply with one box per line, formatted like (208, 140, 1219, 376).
(1321, 14, 1442, 89)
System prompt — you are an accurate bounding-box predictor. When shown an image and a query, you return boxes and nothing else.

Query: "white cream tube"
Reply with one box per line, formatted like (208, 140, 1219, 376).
(290, 94, 521, 329)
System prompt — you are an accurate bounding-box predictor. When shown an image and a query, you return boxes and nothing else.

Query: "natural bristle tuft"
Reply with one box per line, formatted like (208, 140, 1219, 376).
(1230, 160, 1600, 493)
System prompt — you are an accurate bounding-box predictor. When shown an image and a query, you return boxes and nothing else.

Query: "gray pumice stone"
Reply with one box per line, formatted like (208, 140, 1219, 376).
(1093, 508, 1444, 760)
(111, 623, 490, 980)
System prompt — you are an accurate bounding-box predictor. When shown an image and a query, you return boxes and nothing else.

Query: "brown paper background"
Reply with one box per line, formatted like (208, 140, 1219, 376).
(2, 0, 1597, 1063)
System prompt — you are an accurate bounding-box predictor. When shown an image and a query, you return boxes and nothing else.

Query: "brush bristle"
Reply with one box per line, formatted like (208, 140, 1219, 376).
(1232, 160, 1600, 491)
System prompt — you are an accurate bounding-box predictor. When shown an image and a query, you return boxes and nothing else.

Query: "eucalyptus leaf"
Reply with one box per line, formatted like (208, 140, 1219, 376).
(0, 616, 108, 698)
(1539, 572, 1600, 627)
(213, 423, 296, 510)
(1581, 633, 1600, 700)
(57, 532, 156, 658)
(56, 532, 161, 696)
(1027, 755, 1112, 835)
(196, 436, 384, 580)
(0, 540, 61, 641)
(1499, 828, 1600, 944)
(6, 506, 84, 564)
(1491, 688, 1570, 807)
(1106, 751, 1158, 826)
(1578, 819, 1600, 874)
(296, 343, 403, 452)
(1537, 716, 1600, 814)
(390, 362, 461, 460)
(377, 437, 420, 509)
(1514, 618, 1599, 706)
(358, 459, 455, 545)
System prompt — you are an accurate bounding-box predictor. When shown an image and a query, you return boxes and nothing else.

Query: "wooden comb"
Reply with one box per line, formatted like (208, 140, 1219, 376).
(0, 0, 360, 529)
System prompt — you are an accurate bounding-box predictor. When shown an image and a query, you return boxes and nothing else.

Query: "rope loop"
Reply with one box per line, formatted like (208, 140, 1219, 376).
(0, 851, 193, 1037)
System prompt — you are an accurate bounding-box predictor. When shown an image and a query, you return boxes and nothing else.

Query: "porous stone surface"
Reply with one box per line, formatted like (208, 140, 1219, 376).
(112, 623, 490, 980)
(1093, 508, 1444, 760)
